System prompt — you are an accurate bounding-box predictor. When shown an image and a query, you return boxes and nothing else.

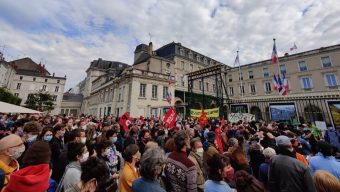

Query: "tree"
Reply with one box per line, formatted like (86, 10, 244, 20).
(25, 90, 55, 111)
(0, 88, 22, 105)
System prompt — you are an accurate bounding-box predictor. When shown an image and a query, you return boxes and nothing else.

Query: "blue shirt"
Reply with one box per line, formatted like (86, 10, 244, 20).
(132, 177, 166, 192)
(204, 180, 232, 192)
(309, 152, 340, 180)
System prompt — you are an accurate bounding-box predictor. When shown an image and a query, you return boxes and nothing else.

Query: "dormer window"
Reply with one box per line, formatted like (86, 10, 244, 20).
(204, 58, 207, 64)
(210, 60, 213, 65)
(196, 55, 200, 62)
(180, 48, 184, 56)
(189, 52, 193, 59)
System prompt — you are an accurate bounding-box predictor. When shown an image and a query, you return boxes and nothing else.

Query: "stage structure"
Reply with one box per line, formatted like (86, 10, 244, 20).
(187, 64, 230, 118)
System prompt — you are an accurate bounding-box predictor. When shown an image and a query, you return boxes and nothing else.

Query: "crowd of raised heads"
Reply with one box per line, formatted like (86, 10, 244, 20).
(0, 113, 340, 192)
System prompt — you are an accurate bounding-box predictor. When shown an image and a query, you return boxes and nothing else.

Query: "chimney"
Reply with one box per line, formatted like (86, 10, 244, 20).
(148, 42, 153, 55)
(52, 72, 55, 77)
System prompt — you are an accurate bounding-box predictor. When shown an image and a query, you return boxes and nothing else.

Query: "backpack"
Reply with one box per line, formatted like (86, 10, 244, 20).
(0, 168, 4, 191)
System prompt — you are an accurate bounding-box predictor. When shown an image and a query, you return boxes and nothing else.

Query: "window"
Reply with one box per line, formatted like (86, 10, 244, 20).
(263, 68, 269, 77)
(213, 84, 216, 92)
(265, 82, 272, 92)
(151, 108, 158, 116)
(190, 64, 193, 72)
(42, 85, 46, 91)
(250, 84, 256, 94)
(122, 86, 125, 101)
(57, 80, 60, 83)
(52, 95, 57, 101)
(298, 61, 307, 72)
(139, 84, 146, 97)
(27, 94, 33, 100)
(228, 75, 232, 82)
(33, 77, 36, 81)
(118, 88, 121, 101)
(163, 87, 168, 99)
(204, 58, 207, 64)
(152, 85, 158, 98)
(239, 72, 243, 80)
(301, 77, 312, 89)
(206, 82, 209, 92)
(325, 74, 337, 86)
(180, 61, 184, 70)
(16, 83, 21, 90)
(229, 87, 234, 96)
(240, 85, 245, 95)
(14, 93, 19, 97)
(189, 52, 193, 59)
(45, 79, 48, 82)
(249, 71, 254, 79)
(180, 49, 184, 55)
(166, 63, 170, 68)
(321, 56, 332, 68)
(197, 55, 200, 62)
(199, 81, 202, 90)
(55, 86, 59, 92)
(20, 76, 23, 80)
(280, 64, 286, 74)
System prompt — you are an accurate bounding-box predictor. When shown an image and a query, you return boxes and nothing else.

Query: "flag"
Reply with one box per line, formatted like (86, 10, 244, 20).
(166, 91, 172, 104)
(139, 116, 145, 124)
(272, 40, 278, 64)
(277, 75, 286, 96)
(273, 74, 279, 91)
(163, 107, 177, 128)
(290, 43, 297, 51)
(119, 112, 132, 132)
(283, 72, 289, 90)
(199, 108, 208, 127)
(233, 52, 240, 67)
(221, 118, 225, 126)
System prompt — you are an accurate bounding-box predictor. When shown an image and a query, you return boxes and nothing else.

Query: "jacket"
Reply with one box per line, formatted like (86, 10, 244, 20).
(188, 152, 205, 192)
(203, 143, 219, 175)
(309, 152, 340, 180)
(119, 162, 140, 192)
(132, 177, 165, 192)
(0, 159, 19, 190)
(4, 164, 50, 192)
(57, 161, 81, 192)
(268, 154, 316, 192)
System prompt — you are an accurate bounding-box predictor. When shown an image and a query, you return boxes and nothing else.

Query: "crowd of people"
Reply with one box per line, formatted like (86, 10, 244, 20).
(0, 112, 340, 192)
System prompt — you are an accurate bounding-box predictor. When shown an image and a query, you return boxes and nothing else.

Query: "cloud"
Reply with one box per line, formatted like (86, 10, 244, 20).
(0, 0, 339, 90)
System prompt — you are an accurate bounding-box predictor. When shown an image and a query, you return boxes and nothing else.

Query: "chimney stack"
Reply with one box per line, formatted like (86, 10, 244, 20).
(52, 72, 55, 77)
(148, 42, 153, 55)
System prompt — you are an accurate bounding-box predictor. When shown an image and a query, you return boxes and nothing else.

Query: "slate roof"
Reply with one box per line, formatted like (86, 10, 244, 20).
(10, 57, 51, 76)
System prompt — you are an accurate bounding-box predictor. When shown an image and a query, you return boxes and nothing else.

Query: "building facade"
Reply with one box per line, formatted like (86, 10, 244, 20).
(1, 58, 66, 114)
(224, 44, 340, 128)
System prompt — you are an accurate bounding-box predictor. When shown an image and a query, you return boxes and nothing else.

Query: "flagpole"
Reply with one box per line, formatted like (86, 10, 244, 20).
(237, 51, 243, 97)
(273, 38, 281, 77)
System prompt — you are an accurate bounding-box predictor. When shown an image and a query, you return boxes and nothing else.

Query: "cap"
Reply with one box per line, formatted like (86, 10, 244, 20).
(275, 135, 291, 147)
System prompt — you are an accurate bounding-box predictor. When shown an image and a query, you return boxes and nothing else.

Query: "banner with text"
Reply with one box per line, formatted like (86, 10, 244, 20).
(228, 113, 255, 123)
(190, 108, 219, 118)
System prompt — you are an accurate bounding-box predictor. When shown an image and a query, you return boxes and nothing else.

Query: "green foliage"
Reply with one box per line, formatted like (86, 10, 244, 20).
(0, 88, 22, 105)
(24, 90, 55, 111)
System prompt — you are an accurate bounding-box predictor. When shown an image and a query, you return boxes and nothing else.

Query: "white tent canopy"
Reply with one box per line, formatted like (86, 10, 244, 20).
(0, 101, 41, 113)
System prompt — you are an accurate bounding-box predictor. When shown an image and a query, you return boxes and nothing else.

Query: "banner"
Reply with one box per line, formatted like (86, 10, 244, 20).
(228, 113, 255, 123)
(190, 108, 219, 118)
(164, 107, 177, 128)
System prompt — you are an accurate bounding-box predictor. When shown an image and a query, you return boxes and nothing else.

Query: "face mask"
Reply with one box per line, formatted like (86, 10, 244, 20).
(60, 130, 66, 137)
(81, 125, 87, 130)
(44, 135, 53, 142)
(224, 166, 234, 182)
(196, 147, 204, 157)
(92, 133, 97, 139)
(15, 130, 24, 137)
(81, 152, 89, 162)
(9, 145, 25, 160)
(104, 148, 111, 156)
(27, 135, 37, 143)
(112, 137, 117, 143)
(81, 137, 86, 144)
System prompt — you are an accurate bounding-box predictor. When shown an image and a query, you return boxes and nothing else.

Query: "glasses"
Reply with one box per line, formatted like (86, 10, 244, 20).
(9, 142, 24, 149)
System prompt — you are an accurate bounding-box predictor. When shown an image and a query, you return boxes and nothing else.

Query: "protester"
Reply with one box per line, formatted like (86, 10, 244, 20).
(258, 147, 276, 187)
(313, 170, 340, 192)
(309, 141, 340, 179)
(188, 137, 205, 192)
(165, 130, 197, 192)
(268, 135, 316, 192)
(0, 134, 23, 190)
(203, 131, 219, 175)
(204, 153, 232, 192)
(119, 144, 140, 192)
(132, 147, 166, 192)
(4, 141, 51, 192)
(57, 142, 88, 191)
(234, 170, 265, 192)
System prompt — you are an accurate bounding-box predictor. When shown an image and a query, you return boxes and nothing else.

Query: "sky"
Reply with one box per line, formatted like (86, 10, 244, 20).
(0, 0, 340, 90)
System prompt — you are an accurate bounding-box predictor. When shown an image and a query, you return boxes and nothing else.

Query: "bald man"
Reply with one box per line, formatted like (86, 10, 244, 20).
(0, 134, 24, 189)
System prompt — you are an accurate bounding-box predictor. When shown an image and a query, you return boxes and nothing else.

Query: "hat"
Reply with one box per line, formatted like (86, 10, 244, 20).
(275, 135, 291, 147)
(207, 131, 216, 143)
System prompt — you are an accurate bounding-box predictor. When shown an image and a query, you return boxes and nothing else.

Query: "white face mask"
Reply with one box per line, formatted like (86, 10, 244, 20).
(81, 125, 87, 130)
(196, 147, 204, 158)
(81, 152, 89, 162)
(9, 145, 25, 160)
(81, 137, 87, 144)
(104, 148, 111, 156)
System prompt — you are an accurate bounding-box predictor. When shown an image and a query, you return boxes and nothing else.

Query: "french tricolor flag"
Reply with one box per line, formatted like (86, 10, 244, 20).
(273, 74, 279, 91)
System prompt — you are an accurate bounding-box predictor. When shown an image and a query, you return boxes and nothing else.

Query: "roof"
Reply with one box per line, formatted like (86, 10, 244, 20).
(89, 58, 129, 70)
(62, 93, 83, 102)
(10, 57, 51, 76)
(134, 44, 149, 53)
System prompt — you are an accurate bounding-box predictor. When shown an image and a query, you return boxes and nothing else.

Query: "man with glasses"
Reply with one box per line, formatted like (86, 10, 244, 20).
(0, 134, 25, 190)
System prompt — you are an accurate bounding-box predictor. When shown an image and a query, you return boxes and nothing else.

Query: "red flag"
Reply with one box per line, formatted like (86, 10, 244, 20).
(272, 39, 278, 64)
(163, 107, 177, 128)
(139, 116, 145, 124)
(199, 109, 208, 127)
(221, 118, 225, 126)
(119, 112, 132, 132)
